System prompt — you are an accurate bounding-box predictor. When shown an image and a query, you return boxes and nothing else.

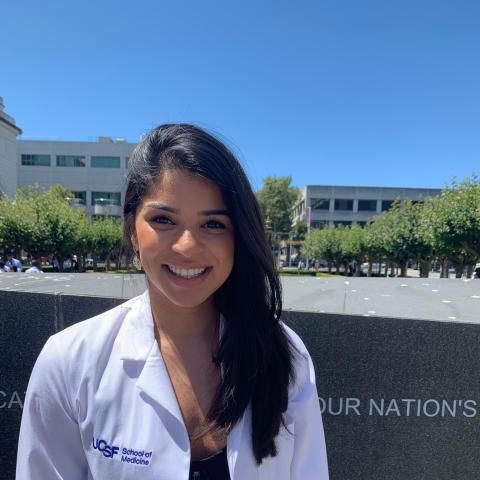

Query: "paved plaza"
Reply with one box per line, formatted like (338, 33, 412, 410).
(0, 273, 478, 323)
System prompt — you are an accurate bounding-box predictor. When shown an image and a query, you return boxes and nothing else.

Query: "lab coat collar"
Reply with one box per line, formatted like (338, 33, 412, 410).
(117, 290, 246, 478)
(118, 290, 156, 362)
(118, 292, 184, 422)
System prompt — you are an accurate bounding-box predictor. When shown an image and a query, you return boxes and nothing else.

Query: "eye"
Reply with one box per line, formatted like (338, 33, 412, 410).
(150, 215, 174, 225)
(204, 219, 226, 229)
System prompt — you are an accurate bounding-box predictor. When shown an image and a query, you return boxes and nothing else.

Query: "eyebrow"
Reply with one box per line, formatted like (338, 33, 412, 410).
(144, 203, 230, 216)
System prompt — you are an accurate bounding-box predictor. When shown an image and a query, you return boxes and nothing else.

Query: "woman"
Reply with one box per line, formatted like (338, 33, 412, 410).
(17, 124, 328, 479)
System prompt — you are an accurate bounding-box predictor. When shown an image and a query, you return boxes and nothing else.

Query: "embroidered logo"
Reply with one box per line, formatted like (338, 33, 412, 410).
(92, 438, 119, 458)
(92, 437, 153, 466)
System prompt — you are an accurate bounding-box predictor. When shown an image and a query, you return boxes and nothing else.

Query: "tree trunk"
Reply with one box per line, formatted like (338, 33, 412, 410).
(327, 261, 332, 274)
(355, 260, 361, 277)
(389, 262, 395, 277)
(454, 261, 463, 278)
(440, 259, 448, 278)
(367, 261, 372, 277)
(419, 260, 430, 278)
(466, 263, 476, 279)
(399, 260, 408, 277)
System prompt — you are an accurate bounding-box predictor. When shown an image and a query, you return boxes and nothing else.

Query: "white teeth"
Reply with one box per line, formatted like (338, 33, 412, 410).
(167, 264, 207, 279)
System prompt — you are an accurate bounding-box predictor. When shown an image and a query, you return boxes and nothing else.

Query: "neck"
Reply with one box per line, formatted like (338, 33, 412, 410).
(148, 287, 220, 347)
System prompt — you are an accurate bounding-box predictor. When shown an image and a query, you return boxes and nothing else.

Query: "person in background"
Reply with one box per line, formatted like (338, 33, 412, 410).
(0, 260, 9, 272)
(5, 254, 22, 272)
(25, 260, 44, 274)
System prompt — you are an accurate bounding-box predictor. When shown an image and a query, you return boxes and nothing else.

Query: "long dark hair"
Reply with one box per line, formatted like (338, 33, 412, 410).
(123, 124, 297, 464)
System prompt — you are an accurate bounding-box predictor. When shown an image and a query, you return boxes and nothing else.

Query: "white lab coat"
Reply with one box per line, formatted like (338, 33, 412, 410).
(16, 291, 329, 479)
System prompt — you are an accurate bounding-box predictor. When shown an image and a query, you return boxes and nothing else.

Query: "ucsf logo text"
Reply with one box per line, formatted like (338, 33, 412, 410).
(92, 438, 119, 458)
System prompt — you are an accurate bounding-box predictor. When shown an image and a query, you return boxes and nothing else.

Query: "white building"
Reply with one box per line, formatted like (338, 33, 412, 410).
(0, 97, 22, 197)
(17, 137, 136, 218)
(2, 96, 444, 225)
(293, 185, 442, 228)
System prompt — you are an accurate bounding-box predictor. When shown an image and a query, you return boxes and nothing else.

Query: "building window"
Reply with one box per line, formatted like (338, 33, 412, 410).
(91, 156, 121, 168)
(92, 192, 121, 206)
(56, 155, 86, 167)
(21, 154, 51, 166)
(125, 156, 130, 168)
(334, 220, 352, 226)
(382, 200, 394, 211)
(358, 199, 377, 211)
(310, 198, 330, 210)
(311, 220, 329, 229)
(72, 191, 87, 205)
(334, 199, 353, 211)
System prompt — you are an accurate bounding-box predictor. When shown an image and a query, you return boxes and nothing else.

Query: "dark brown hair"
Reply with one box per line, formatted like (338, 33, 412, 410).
(123, 124, 297, 464)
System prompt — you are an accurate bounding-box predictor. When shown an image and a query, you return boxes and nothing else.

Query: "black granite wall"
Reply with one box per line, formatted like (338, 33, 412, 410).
(2, 291, 479, 479)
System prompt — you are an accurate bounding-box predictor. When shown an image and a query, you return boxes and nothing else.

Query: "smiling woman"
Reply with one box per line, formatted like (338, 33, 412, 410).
(16, 124, 329, 480)
(131, 169, 235, 311)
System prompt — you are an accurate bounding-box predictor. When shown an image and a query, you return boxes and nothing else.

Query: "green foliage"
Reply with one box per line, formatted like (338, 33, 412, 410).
(299, 177, 479, 278)
(89, 217, 123, 257)
(289, 220, 307, 241)
(420, 176, 480, 261)
(0, 184, 124, 270)
(0, 185, 85, 258)
(301, 227, 342, 265)
(256, 176, 299, 233)
(339, 225, 367, 264)
(364, 200, 432, 275)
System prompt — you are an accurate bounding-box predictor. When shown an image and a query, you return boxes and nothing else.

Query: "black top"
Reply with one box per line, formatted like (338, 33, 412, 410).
(189, 448, 231, 480)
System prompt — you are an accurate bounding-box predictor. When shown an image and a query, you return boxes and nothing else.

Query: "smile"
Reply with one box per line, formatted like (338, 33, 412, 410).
(165, 264, 209, 279)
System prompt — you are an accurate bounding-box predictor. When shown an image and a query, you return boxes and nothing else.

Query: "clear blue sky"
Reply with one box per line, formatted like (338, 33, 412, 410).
(2, 0, 479, 191)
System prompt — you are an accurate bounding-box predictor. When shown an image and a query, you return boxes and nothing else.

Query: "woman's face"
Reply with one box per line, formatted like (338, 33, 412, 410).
(132, 169, 235, 310)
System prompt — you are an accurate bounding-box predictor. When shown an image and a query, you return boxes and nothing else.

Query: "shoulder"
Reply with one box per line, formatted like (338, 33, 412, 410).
(35, 293, 148, 389)
(51, 293, 146, 358)
(280, 322, 315, 399)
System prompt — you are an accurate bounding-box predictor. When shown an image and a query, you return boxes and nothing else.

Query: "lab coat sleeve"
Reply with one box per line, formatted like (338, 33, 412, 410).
(16, 335, 87, 479)
(289, 350, 329, 479)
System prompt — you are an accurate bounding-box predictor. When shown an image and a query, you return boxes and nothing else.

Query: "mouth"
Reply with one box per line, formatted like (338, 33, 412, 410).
(164, 264, 211, 279)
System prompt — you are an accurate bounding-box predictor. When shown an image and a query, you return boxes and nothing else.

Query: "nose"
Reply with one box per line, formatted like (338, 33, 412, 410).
(171, 228, 203, 257)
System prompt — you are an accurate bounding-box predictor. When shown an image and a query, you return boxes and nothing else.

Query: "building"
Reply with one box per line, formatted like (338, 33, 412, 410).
(16, 137, 136, 218)
(0, 97, 22, 197)
(2, 96, 444, 225)
(292, 185, 442, 228)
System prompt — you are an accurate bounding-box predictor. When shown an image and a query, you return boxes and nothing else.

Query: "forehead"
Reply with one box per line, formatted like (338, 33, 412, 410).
(143, 169, 225, 208)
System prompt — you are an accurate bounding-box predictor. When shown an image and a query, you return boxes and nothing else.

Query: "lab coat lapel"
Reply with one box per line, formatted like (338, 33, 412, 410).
(135, 342, 185, 427)
(119, 291, 185, 426)
(227, 404, 248, 479)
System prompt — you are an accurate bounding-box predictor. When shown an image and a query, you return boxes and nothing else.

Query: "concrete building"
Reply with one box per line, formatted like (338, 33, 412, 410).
(1, 96, 444, 226)
(292, 185, 442, 228)
(17, 137, 136, 218)
(0, 97, 22, 197)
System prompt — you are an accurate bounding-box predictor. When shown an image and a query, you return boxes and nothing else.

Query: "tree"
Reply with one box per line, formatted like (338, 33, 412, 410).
(89, 217, 123, 271)
(364, 201, 433, 277)
(40, 185, 86, 269)
(289, 220, 307, 241)
(420, 176, 480, 278)
(302, 227, 341, 273)
(0, 184, 87, 270)
(339, 226, 367, 276)
(256, 177, 299, 234)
